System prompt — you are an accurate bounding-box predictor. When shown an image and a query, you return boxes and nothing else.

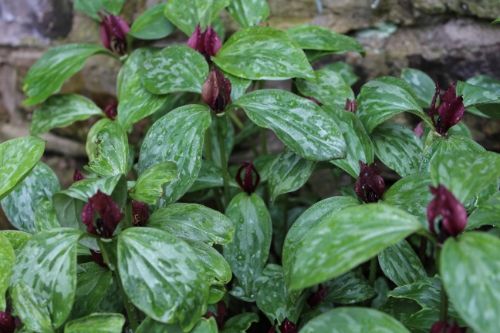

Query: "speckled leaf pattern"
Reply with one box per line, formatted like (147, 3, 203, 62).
(357, 76, 430, 133)
(430, 149, 500, 203)
(148, 203, 234, 245)
(138, 104, 211, 205)
(234, 90, 346, 161)
(225, 72, 252, 101)
(23, 44, 110, 105)
(1, 162, 60, 233)
(286, 25, 364, 54)
(289, 204, 421, 290)
(11, 283, 54, 333)
(268, 151, 315, 201)
(191, 317, 218, 333)
(0, 234, 14, 310)
(56, 175, 122, 202)
(325, 62, 359, 86)
(86, 119, 129, 177)
(213, 27, 313, 80)
(0, 230, 31, 254)
(295, 68, 354, 109)
(457, 75, 500, 107)
(378, 240, 427, 286)
(186, 241, 232, 286)
(400, 68, 435, 108)
(11, 228, 82, 328)
(74, 0, 125, 20)
(141, 45, 209, 95)
(227, 0, 270, 28)
(223, 193, 272, 301)
(130, 162, 178, 205)
(325, 271, 375, 304)
(0, 136, 45, 200)
(136, 317, 183, 333)
(207, 115, 235, 168)
(282, 196, 360, 285)
(441, 232, 500, 333)
(468, 192, 500, 229)
(31, 94, 103, 135)
(372, 123, 423, 177)
(300, 307, 410, 333)
(117, 227, 208, 329)
(34, 198, 61, 232)
(326, 107, 374, 177)
(64, 313, 125, 333)
(221, 313, 259, 333)
(116, 48, 170, 130)
(129, 4, 174, 40)
(188, 160, 224, 192)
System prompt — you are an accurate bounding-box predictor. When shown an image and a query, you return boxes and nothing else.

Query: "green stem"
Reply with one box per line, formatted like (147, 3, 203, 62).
(260, 130, 268, 155)
(369, 257, 378, 285)
(205, 126, 213, 162)
(228, 110, 244, 130)
(217, 116, 231, 206)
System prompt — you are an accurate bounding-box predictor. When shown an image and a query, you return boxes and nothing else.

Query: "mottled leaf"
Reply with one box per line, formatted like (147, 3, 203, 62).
(400, 68, 435, 108)
(0, 230, 31, 254)
(136, 317, 183, 333)
(457, 75, 500, 107)
(221, 313, 259, 333)
(0, 234, 15, 310)
(74, 0, 125, 20)
(378, 240, 427, 286)
(34, 198, 61, 232)
(130, 4, 174, 40)
(228, 0, 270, 28)
(11, 283, 53, 333)
(187, 241, 232, 285)
(325, 271, 375, 304)
(130, 162, 178, 205)
(325, 62, 359, 86)
(287, 25, 364, 54)
(64, 313, 125, 333)
(191, 317, 218, 333)
(468, 192, 500, 229)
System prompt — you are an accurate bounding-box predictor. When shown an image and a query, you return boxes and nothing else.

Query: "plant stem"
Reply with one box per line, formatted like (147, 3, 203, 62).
(228, 110, 244, 130)
(369, 257, 378, 285)
(217, 115, 231, 206)
(260, 130, 268, 155)
(205, 126, 213, 162)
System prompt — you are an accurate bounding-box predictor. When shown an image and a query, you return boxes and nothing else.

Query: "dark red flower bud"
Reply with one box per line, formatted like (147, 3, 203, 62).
(430, 321, 466, 333)
(429, 84, 465, 135)
(100, 15, 130, 55)
(202, 68, 232, 113)
(280, 319, 298, 333)
(345, 98, 357, 112)
(0, 311, 16, 333)
(103, 100, 118, 120)
(187, 25, 222, 59)
(81, 191, 123, 238)
(236, 161, 260, 194)
(427, 185, 467, 241)
(73, 169, 85, 182)
(307, 284, 328, 307)
(131, 200, 149, 226)
(90, 249, 107, 268)
(354, 161, 386, 203)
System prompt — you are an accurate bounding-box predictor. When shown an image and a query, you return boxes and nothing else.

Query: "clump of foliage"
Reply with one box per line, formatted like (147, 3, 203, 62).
(1, 1, 500, 332)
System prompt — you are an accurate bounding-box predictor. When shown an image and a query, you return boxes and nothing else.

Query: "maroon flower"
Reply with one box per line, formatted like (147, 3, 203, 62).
(236, 161, 260, 194)
(131, 200, 149, 226)
(307, 284, 328, 307)
(427, 185, 467, 241)
(429, 84, 465, 135)
(354, 161, 386, 203)
(73, 169, 85, 182)
(187, 25, 222, 59)
(280, 319, 298, 333)
(430, 321, 466, 333)
(100, 15, 130, 55)
(103, 100, 118, 120)
(345, 98, 357, 112)
(0, 311, 16, 333)
(81, 191, 123, 238)
(90, 250, 107, 268)
(414, 121, 425, 138)
(202, 68, 232, 113)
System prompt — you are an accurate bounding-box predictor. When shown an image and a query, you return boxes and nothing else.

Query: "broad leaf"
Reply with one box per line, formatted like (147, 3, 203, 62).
(31, 94, 103, 135)
(117, 227, 208, 330)
(136, 317, 183, 333)
(468, 192, 500, 229)
(287, 25, 364, 54)
(86, 119, 129, 177)
(0, 136, 45, 200)
(1, 163, 60, 233)
(223, 193, 272, 301)
(56, 175, 122, 202)
(221, 313, 259, 333)
(11, 283, 53, 333)
(74, 0, 125, 20)
(325, 62, 359, 86)
(129, 4, 174, 40)
(289, 204, 421, 290)
(187, 241, 232, 286)
(64, 313, 125, 333)
(11, 228, 82, 327)
(192, 317, 217, 333)
(400, 68, 435, 108)
(0, 230, 31, 254)
(325, 271, 375, 304)
(213, 27, 313, 80)
(228, 0, 270, 28)
(23, 44, 110, 105)
(457, 75, 500, 107)
(130, 162, 178, 205)
(234, 90, 346, 161)
(138, 104, 211, 204)
(34, 199, 60, 232)
(141, 45, 209, 95)
(0, 234, 15, 310)
(378, 240, 427, 286)
(441, 232, 500, 333)
(149, 203, 234, 245)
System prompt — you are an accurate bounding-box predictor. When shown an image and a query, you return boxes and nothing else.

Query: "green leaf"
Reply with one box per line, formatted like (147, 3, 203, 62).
(0, 230, 31, 254)
(400, 68, 435, 108)
(192, 318, 218, 333)
(130, 4, 174, 40)
(357, 76, 430, 133)
(11, 283, 54, 333)
(136, 317, 183, 333)
(457, 75, 500, 107)
(226, 73, 252, 101)
(64, 313, 125, 333)
(1, 162, 59, 232)
(116, 48, 170, 130)
(441, 232, 500, 333)
(138, 104, 211, 204)
(268, 151, 316, 201)
(223, 193, 272, 301)
(149, 203, 234, 245)
(282, 196, 360, 285)
(12, 228, 82, 327)
(325, 271, 375, 304)
(141, 45, 209, 95)
(378, 240, 427, 286)
(289, 204, 421, 290)
(35, 198, 60, 232)
(74, 0, 125, 20)
(23, 44, 110, 105)
(0, 234, 15, 310)
(186, 241, 232, 285)
(31, 94, 103, 135)
(0, 136, 45, 200)
(221, 313, 259, 333)
(325, 62, 359, 86)
(164, 0, 230, 35)
(117, 227, 208, 330)
(188, 160, 224, 192)
(227, 0, 270, 28)
(371, 123, 423, 177)
(56, 175, 122, 202)
(213, 27, 313, 80)
(295, 67, 354, 109)
(86, 119, 129, 177)
(468, 192, 500, 229)
(301, 307, 410, 333)
(287, 25, 364, 54)
(130, 162, 178, 205)
(234, 90, 346, 161)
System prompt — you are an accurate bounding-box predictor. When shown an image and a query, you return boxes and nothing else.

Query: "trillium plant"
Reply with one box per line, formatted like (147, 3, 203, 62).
(1, 1, 500, 332)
